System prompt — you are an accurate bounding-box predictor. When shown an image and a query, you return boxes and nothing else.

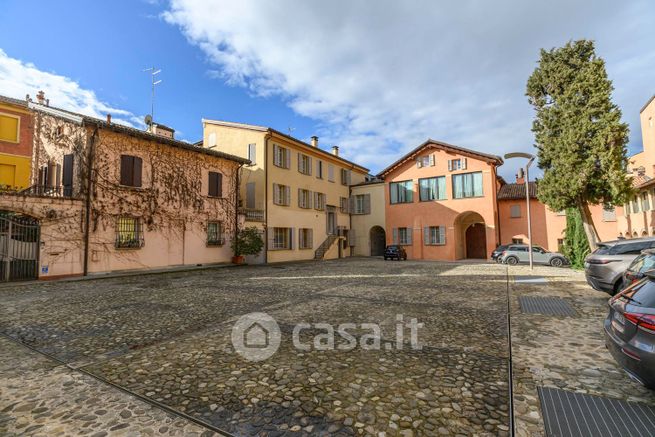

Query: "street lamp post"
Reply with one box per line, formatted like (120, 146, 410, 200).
(504, 152, 536, 270)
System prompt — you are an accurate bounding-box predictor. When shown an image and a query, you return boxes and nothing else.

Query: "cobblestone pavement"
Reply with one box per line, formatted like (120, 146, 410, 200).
(508, 265, 655, 437)
(1, 259, 511, 436)
(0, 336, 214, 436)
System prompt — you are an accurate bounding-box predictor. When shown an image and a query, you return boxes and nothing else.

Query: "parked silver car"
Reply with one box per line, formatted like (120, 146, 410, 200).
(585, 237, 655, 295)
(498, 244, 568, 267)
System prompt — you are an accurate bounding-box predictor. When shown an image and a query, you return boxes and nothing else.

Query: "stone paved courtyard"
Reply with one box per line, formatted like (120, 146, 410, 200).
(0, 258, 653, 436)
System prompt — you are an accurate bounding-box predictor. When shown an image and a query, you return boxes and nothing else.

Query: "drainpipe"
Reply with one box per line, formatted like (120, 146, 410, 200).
(83, 125, 98, 276)
(264, 132, 271, 264)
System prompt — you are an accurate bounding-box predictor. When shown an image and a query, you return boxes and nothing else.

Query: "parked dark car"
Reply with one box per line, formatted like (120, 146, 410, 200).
(585, 237, 655, 295)
(384, 245, 407, 260)
(622, 249, 655, 289)
(604, 273, 655, 390)
(491, 244, 510, 262)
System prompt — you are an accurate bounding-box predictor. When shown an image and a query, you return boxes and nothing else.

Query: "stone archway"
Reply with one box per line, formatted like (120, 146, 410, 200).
(369, 226, 386, 256)
(454, 211, 487, 259)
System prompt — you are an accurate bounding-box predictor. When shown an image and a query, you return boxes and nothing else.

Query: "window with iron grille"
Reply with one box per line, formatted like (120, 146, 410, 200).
(207, 221, 224, 246)
(273, 144, 290, 169)
(314, 192, 326, 210)
(298, 154, 312, 175)
(115, 216, 144, 249)
(120, 155, 143, 187)
(424, 226, 446, 245)
(208, 171, 223, 197)
(299, 228, 313, 249)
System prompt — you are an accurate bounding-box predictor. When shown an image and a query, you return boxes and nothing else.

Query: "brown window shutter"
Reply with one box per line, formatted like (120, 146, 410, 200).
(216, 172, 223, 197)
(133, 157, 143, 187)
(208, 171, 218, 197)
(120, 155, 133, 186)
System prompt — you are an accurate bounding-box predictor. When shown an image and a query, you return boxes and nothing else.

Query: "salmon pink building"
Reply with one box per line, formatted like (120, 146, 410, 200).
(378, 140, 503, 260)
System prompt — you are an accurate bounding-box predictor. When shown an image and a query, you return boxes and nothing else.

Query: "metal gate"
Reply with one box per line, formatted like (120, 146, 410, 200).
(0, 212, 40, 282)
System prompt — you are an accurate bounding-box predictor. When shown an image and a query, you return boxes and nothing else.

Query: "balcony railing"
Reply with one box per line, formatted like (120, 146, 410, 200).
(17, 185, 75, 198)
(240, 208, 265, 222)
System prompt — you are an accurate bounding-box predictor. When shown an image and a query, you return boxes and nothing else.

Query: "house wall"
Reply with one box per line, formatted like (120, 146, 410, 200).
(0, 100, 32, 189)
(384, 146, 499, 260)
(0, 194, 85, 279)
(265, 134, 366, 262)
(350, 182, 386, 256)
(85, 127, 240, 273)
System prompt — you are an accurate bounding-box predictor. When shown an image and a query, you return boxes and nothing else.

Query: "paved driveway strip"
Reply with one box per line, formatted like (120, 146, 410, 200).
(0, 259, 511, 436)
(508, 265, 655, 437)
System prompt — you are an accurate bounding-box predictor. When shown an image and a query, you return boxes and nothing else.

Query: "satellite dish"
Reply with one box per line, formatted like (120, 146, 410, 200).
(144, 114, 153, 126)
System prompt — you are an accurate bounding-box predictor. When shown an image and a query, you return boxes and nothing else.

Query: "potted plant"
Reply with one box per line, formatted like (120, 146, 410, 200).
(231, 226, 264, 264)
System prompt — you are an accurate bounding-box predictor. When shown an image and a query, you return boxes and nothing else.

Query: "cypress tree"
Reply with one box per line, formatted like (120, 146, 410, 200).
(562, 208, 591, 269)
(526, 40, 632, 249)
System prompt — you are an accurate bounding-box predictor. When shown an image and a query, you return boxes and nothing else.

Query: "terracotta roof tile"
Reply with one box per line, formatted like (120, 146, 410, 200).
(497, 182, 537, 200)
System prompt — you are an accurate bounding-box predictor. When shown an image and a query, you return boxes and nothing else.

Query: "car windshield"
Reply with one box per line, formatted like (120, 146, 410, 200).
(495, 245, 508, 251)
(610, 241, 653, 255)
(387, 246, 399, 250)
(628, 254, 655, 273)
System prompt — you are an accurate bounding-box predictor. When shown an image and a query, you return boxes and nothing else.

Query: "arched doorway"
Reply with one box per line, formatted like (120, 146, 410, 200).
(370, 226, 386, 256)
(0, 211, 40, 282)
(454, 211, 487, 259)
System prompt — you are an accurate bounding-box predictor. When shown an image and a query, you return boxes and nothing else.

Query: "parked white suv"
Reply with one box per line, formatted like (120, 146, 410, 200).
(499, 244, 568, 267)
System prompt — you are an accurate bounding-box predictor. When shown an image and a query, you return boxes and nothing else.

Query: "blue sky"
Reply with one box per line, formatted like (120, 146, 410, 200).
(1, 0, 654, 179)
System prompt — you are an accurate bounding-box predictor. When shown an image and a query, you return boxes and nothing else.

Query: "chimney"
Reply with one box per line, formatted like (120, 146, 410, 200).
(36, 90, 46, 105)
(637, 166, 646, 177)
(331, 145, 339, 156)
(311, 136, 318, 148)
(106, 114, 112, 125)
(515, 168, 525, 184)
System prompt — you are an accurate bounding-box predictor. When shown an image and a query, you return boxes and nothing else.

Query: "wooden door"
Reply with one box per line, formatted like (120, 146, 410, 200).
(465, 223, 487, 259)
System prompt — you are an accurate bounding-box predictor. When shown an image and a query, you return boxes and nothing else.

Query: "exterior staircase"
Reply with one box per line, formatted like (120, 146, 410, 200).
(314, 235, 339, 260)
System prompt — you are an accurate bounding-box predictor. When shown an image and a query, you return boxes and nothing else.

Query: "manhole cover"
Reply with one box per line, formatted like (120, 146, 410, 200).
(518, 296, 576, 316)
(538, 386, 655, 437)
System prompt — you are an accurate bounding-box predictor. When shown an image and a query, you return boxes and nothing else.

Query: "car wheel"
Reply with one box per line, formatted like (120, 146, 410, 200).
(550, 257, 564, 267)
(506, 256, 518, 266)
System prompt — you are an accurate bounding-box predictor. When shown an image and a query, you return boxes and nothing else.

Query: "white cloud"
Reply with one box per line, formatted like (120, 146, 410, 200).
(163, 0, 655, 176)
(0, 49, 139, 127)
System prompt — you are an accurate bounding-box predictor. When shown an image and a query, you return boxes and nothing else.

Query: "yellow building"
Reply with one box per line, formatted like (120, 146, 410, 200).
(202, 120, 369, 263)
(0, 95, 32, 189)
(350, 179, 386, 256)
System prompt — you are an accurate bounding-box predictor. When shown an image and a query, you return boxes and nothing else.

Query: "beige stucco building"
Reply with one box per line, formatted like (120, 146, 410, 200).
(350, 179, 386, 256)
(619, 95, 655, 237)
(202, 120, 369, 263)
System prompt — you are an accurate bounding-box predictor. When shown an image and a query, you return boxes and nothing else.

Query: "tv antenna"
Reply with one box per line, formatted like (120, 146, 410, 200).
(143, 67, 162, 122)
(288, 126, 296, 135)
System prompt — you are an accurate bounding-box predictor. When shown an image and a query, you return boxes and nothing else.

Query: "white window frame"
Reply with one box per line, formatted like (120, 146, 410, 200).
(424, 226, 446, 245)
(298, 188, 312, 209)
(299, 228, 313, 249)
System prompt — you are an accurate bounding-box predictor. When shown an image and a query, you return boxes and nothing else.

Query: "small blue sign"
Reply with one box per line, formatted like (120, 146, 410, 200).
(41, 265, 49, 274)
